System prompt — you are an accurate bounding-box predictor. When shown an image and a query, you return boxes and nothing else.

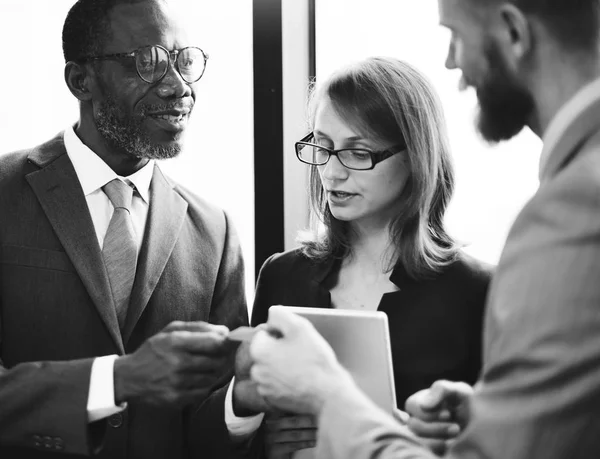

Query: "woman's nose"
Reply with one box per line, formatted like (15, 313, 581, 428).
(320, 154, 349, 181)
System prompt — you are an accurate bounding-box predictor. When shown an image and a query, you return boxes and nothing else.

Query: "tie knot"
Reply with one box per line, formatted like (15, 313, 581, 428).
(103, 179, 134, 210)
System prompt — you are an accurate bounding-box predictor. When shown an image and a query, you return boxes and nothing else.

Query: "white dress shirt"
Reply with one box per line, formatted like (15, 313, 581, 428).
(63, 126, 262, 436)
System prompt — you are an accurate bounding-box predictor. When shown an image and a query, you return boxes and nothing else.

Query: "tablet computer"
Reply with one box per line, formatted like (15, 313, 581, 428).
(268, 305, 397, 414)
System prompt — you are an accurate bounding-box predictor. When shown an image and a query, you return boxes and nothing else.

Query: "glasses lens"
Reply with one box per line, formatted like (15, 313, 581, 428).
(177, 47, 207, 83)
(297, 144, 330, 165)
(136, 46, 169, 83)
(338, 150, 373, 170)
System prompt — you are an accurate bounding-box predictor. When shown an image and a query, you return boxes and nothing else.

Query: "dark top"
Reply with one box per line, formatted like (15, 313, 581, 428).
(251, 248, 493, 408)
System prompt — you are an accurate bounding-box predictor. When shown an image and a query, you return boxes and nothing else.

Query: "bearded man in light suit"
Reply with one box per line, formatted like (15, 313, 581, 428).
(0, 0, 263, 458)
(247, 0, 600, 458)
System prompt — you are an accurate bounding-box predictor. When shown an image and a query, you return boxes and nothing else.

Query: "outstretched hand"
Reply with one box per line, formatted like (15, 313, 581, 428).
(114, 321, 234, 407)
(405, 380, 473, 455)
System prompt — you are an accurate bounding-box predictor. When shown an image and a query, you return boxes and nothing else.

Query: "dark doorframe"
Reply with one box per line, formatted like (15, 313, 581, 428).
(253, 0, 317, 279)
(253, 0, 284, 278)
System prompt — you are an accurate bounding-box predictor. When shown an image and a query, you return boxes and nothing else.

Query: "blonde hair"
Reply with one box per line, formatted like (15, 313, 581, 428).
(299, 57, 460, 279)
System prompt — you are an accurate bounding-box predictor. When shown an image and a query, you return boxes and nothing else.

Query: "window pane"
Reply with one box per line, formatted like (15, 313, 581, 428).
(316, 0, 541, 264)
(0, 0, 255, 304)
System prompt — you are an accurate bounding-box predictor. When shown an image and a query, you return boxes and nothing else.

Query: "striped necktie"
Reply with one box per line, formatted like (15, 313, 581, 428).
(102, 179, 138, 330)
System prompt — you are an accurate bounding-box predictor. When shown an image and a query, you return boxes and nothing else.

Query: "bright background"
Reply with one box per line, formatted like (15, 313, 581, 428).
(0, 1, 543, 307)
(315, 0, 542, 264)
(0, 0, 256, 302)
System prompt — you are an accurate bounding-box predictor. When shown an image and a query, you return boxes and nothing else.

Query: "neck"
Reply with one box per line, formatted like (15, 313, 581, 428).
(347, 221, 395, 273)
(75, 113, 150, 177)
(529, 49, 600, 138)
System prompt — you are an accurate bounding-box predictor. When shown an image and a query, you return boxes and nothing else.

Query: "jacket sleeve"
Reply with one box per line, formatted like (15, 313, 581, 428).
(0, 330, 100, 455)
(250, 253, 279, 327)
(465, 261, 493, 385)
(445, 145, 600, 459)
(316, 378, 436, 459)
(187, 211, 263, 459)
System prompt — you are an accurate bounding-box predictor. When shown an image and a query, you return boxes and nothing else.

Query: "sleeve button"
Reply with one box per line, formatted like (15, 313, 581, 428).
(108, 413, 123, 428)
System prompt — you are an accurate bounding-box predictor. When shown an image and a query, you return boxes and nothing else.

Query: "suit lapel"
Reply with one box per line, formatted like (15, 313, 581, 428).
(541, 83, 600, 181)
(122, 166, 188, 343)
(305, 258, 335, 308)
(26, 137, 124, 353)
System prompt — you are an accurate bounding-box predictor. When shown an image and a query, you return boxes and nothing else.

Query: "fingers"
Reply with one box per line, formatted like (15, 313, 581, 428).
(162, 320, 229, 336)
(407, 416, 461, 440)
(266, 307, 311, 337)
(266, 428, 317, 444)
(168, 330, 230, 355)
(405, 388, 443, 421)
(265, 416, 318, 457)
(266, 414, 317, 430)
(250, 329, 277, 362)
(425, 380, 472, 410)
(267, 441, 317, 457)
(418, 382, 452, 412)
(422, 438, 451, 456)
(392, 408, 410, 424)
(179, 353, 229, 374)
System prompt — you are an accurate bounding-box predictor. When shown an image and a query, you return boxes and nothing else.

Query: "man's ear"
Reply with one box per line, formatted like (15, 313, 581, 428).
(64, 61, 94, 101)
(497, 4, 532, 67)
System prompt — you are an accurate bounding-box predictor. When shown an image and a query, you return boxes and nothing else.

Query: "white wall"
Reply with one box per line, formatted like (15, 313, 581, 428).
(0, 0, 256, 304)
(311, 0, 542, 265)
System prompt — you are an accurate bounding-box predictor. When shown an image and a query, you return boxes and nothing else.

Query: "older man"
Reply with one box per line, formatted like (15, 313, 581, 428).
(249, 0, 600, 458)
(0, 0, 261, 458)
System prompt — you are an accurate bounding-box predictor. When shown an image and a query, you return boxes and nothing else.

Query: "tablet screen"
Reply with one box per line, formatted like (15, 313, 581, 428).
(269, 305, 397, 413)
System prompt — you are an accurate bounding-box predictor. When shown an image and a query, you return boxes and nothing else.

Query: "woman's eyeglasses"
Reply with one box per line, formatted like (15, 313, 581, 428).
(295, 132, 405, 171)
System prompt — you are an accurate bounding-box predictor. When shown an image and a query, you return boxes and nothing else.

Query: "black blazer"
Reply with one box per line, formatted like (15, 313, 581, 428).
(251, 248, 492, 408)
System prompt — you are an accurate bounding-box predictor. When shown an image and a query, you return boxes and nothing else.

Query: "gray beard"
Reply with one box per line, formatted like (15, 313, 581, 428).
(95, 94, 182, 160)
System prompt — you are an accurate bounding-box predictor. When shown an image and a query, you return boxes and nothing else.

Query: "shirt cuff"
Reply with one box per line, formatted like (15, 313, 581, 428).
(224, 377, 264, 439)
(87, 355, 127, 423)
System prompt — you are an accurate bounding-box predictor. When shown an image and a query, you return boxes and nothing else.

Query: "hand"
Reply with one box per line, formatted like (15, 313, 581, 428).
(114, 321, 234, 407)
(249, 307, 354, 416)
(264, 413, 317, 458)
(405, 380, 473, 455)
(232, 340, 272, 416)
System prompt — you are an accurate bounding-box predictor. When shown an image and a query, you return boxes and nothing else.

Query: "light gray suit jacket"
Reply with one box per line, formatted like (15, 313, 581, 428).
(315, 87, 600, 459)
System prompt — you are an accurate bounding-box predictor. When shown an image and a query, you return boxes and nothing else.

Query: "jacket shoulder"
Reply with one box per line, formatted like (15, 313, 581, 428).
(258, 247, 317, 279)
(448, 251, 495, 286)
(0, 149, 33, 180)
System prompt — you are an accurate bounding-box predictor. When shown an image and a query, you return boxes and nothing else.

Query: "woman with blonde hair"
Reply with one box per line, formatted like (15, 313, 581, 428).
(251, 57, 491, 457)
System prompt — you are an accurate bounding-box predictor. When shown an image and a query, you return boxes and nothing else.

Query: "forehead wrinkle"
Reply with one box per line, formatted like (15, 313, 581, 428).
(106, 1, 188, 52)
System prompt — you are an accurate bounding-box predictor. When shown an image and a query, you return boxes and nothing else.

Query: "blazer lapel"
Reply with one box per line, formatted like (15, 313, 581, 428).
(122, 165, 188, 343)
(540, 85, 600, 181)
(26, 136, 124, 353)
(305, 258, 335, 308)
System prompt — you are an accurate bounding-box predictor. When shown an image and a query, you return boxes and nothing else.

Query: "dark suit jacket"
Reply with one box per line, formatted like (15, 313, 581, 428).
(251, 248, 492, 408)
(0, 133, 249, 459)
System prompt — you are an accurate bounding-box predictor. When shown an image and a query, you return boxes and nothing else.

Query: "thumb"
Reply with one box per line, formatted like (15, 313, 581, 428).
(420, 380, 452, 411)
(267, 306, 310, 338)
(163, 320, 229, 336)
(249, 328, 278, 362)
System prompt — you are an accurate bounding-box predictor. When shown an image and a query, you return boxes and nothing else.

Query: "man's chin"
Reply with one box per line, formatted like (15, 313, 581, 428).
(475, 104, 529, 143)
(138, 143, 182, 160)
(477, 117, 526, 143)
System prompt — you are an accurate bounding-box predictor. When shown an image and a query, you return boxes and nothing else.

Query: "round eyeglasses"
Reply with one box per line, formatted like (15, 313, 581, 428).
(78, 45, 209, 84)
(295, 133, 406, 171)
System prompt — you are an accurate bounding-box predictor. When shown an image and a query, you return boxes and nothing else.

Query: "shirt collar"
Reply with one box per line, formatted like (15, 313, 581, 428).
(63, 125, 155, 203)
(539, 77, 600, 179)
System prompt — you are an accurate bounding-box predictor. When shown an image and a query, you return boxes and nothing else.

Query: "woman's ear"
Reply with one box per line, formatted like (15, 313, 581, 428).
(64, 61, 93, 101)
